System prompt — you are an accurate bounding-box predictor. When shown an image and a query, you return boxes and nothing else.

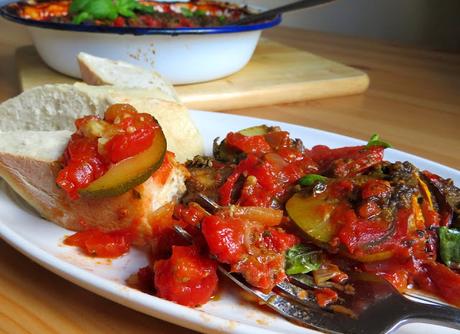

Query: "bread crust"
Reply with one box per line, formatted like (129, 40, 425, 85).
(79, 60, 106, 86)
(77, 52, 180, 102)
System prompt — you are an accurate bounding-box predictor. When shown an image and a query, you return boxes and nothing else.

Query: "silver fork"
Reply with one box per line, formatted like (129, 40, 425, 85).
(175, 224, 460, 333)
(235, 0, 336, 25)
(176, 194, 460, 333)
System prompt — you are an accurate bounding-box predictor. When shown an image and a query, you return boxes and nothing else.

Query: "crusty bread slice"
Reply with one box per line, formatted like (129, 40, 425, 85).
(0, 131, 188, 246)
(77, 52, 180, 102)
(0, 83, 202, 162)
(0, 130, 71, 161)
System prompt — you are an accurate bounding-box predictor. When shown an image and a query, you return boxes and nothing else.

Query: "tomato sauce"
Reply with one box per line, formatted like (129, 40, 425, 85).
(151, 151, 175, 186)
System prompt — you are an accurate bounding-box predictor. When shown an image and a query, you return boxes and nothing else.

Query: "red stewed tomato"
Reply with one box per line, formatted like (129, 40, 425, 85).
(201, 208, 298, 291)
(218, 130, 318, 208)
(154, 245, 218, 307)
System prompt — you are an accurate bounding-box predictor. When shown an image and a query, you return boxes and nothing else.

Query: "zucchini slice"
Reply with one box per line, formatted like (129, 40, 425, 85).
(79, 127, 167, 198)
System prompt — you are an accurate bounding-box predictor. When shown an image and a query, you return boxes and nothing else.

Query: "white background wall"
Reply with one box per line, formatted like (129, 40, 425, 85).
(248, 0, 460, 51)
(1, 0, 459, 50)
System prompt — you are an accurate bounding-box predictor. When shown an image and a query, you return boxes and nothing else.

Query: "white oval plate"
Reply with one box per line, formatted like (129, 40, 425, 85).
(0, 110, 459, 334)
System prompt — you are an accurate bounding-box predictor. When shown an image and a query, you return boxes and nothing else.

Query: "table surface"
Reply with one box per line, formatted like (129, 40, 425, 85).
(0, 26, 459, 334)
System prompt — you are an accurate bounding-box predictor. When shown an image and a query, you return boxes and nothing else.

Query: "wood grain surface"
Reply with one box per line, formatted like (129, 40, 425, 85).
(16, 39, 369, 111)
(0, 26, 459, 334)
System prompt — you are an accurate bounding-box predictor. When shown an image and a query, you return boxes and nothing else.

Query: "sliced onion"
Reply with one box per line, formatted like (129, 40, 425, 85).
(219, 206, 283, 226)
(313, 264, 344, 285)
(264, 152, 288, 171)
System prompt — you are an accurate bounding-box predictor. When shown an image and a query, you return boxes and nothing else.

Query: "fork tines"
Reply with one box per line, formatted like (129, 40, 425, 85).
(218, 266, 358, 334)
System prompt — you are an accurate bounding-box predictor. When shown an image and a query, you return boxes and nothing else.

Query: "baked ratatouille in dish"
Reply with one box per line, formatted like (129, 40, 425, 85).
(9, 0, 253, 28)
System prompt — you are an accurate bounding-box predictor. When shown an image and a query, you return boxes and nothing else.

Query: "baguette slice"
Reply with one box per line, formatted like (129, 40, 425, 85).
(78, 52, 180, 102)
(0, 131, 188, 246)
(0, 83, 202, 162)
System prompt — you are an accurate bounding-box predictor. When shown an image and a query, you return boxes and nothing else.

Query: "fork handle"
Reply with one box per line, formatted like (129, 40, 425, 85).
(405, 300, 460, 330)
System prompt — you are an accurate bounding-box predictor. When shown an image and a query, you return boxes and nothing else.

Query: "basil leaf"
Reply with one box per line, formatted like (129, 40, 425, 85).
(195, 9, 206, 17)
(115, 0, 131, 6)
(135, 3, 154, 13)
(439, 227, 460, 269)
(299, 174, 328, 186)
(285, 244, 323, 275)
(84, 0, 117, 20)
(69, 0, 91, 13)
(118, 7, 135, 17)
(366, 133, 392, 149)
(116, 0, 139, 17)
(181, 7, 194, 18)
(116, 0, 134, 10)
(72, 11, 92, 24)
(71, 0, 154, 23)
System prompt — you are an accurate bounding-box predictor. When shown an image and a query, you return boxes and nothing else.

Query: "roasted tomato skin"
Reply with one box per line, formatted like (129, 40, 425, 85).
(56, 134, 107, 199)
(154, 245, 218, 307)
(422, 262, 460, 307)
(64, 228, 133, 258)
(104, 126, 155, 164)
(225, 132, 272, 156)
(314, 288, 339, 308)
(201, 215, 246, 264)
(218, 152, 317, 208)
(310, 145, 384, 177)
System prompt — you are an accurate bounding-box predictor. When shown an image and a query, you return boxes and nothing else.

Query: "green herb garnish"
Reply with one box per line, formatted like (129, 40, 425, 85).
(69, 0, 91, 13)
(439, 227, 460, 269)
(366, 133, 392, 149)
(180, 7, 194, 18)
(70, 0, 153, 24)
(194, 9, 206, 17)
(285, 244, 323, 275)
(299, 174, 328, 186)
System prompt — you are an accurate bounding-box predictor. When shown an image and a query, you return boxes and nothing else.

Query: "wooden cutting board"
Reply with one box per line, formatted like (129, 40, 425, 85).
(16, 39, 369, 111)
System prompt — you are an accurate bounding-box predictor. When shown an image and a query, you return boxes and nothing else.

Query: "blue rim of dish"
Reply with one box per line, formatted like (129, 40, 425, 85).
(0, 3, 281, 36)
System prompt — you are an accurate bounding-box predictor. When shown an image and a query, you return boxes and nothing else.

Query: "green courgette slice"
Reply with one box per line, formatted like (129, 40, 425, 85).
(79, 127, 167, 198)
